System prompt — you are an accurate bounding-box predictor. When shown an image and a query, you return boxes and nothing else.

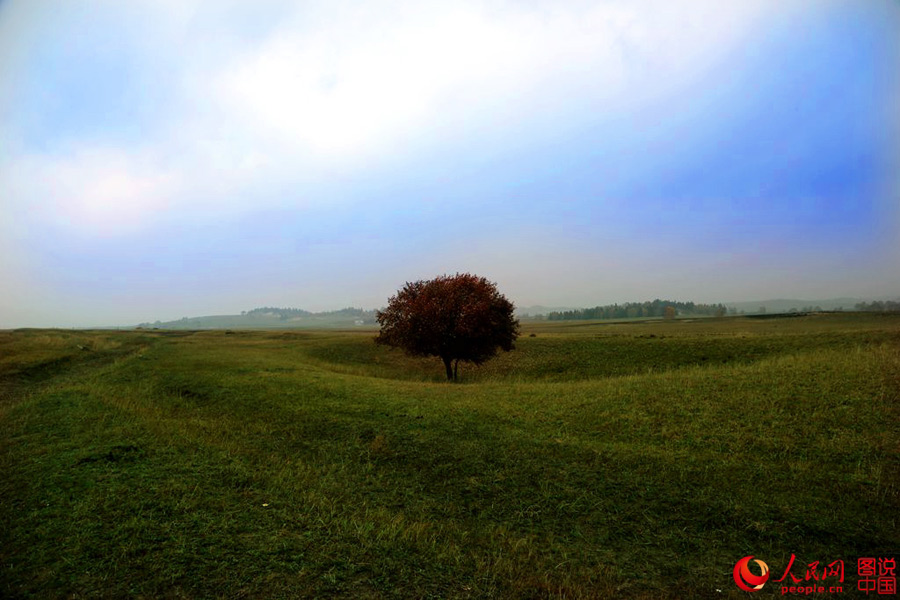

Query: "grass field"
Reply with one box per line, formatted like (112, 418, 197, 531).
(1, 313, 898, 598)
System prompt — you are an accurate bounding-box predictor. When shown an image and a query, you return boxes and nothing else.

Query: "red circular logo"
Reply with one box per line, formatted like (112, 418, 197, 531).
(734, 555, 770, 592)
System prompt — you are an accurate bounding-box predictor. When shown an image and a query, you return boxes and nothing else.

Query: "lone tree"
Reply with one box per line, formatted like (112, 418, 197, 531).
(375, 273, 520, 380)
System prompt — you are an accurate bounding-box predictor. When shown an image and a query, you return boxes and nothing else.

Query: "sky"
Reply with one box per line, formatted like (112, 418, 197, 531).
(1, 0, 898, 327)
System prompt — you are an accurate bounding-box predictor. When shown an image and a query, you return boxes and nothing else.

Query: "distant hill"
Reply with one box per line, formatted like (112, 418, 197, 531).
(137, 307, 377, 330)
(136, 297, 899, 329)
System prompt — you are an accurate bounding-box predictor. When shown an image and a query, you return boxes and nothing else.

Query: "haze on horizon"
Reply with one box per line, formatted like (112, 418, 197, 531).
(1, 0, 898, 328)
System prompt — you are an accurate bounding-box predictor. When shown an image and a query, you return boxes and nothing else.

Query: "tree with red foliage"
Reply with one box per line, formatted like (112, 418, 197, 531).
(375, 273, 520, 380)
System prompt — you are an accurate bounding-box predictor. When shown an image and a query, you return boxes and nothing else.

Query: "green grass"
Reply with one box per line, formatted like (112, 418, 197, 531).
(1, 313, 898, 598)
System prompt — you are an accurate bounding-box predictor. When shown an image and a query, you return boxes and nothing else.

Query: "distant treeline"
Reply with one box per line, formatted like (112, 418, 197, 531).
(546, 300, 728, 321)
(243, 306, 377, 322)
(855, 300, 900, 312)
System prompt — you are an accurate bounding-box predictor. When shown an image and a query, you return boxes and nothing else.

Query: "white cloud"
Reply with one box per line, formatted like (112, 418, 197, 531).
(205, 1, 776, 158)
(4, 148, 178, 236)
(2, 0, 780, 239)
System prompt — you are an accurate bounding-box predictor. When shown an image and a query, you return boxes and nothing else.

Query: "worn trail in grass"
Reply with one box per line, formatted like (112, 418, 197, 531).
(1, 314, 898, 598)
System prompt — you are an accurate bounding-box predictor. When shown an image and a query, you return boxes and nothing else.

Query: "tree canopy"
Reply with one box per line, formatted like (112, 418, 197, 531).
(375, 273, 519, 380)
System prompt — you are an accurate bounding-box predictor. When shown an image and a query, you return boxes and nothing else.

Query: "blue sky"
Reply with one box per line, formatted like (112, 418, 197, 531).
(1, 0, 898, 327)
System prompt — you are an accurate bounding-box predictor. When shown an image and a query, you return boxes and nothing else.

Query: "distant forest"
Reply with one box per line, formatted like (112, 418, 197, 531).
(545, 300, 728, 321)
(855, 300, 900, 312)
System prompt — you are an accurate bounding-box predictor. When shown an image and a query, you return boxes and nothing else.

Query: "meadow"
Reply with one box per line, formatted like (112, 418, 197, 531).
(1, 313, 898, 598)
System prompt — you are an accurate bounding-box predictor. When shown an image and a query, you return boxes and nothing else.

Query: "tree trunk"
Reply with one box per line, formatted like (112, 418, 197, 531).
(442, 355, 454, 381)
(453, 359, 459, 380)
